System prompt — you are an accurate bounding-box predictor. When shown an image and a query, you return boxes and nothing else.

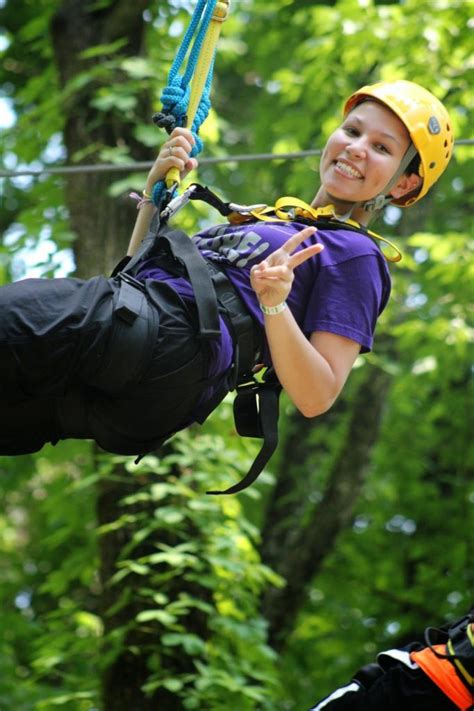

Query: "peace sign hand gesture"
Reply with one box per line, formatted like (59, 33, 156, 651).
(250, 226, 324, 309)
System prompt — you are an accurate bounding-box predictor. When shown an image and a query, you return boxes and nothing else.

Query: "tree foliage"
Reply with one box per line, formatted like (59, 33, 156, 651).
(0, 1, 472, 709)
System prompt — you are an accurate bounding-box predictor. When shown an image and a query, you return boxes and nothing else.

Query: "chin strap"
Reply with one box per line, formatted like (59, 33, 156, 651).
(362, 142, 419, 212)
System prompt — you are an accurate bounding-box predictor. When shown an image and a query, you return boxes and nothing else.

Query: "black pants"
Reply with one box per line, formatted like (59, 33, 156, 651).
(0, 275, 221, 456)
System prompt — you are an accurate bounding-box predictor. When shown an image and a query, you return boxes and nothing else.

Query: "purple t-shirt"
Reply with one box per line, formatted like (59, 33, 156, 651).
(137, 220, 391, 416)
(193, 220, 391, 353)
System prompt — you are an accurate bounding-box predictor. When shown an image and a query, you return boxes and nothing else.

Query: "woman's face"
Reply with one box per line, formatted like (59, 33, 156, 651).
(319, 100, 412, 205)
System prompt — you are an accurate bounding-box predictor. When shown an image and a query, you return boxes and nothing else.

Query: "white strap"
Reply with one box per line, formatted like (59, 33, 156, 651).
(377, 648, 419, 669)
(310, 681, 361, 709)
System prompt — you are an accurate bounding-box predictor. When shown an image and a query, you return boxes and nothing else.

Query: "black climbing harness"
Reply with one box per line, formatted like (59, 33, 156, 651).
(111, 204, 282, 495)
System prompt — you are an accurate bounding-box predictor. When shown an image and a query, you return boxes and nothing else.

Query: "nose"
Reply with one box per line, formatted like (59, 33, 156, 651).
(346, 136, 367, 159)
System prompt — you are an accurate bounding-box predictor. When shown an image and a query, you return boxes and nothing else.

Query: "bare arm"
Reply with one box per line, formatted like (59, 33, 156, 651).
(264, 313, 360, 416)
(127, 128, 198, 256)
(250, 226, 360, 416)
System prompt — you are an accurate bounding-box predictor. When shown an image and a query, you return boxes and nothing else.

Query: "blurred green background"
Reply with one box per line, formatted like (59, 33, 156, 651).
(0, 1, 472, 709)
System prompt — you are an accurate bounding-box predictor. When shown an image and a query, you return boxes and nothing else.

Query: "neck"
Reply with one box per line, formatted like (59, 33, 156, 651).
(311, 187, 374, 226)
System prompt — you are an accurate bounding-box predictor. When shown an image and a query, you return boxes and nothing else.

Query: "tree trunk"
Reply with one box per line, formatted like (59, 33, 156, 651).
(50, 0, 151, 277)
(260, 364, 392, 650)
(96, 463, 213, 711)
(49, 3, 212, 709)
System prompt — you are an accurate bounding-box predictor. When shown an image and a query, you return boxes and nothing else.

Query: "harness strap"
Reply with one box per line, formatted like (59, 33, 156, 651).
(207, 375, 281, 495)
(449, 633, 474, 689)
(121, 214, 221, 341)
(118, 210, 164, 275)
(206, 260, 260, 386)
(156, 228, 221, 340)
(185, 185, 403, 262)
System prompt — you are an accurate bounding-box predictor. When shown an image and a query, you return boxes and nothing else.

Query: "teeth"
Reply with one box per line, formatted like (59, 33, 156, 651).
(336, 161, 362, 178)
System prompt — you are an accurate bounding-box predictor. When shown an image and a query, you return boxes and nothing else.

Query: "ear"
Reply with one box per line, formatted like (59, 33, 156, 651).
(390, 173, 422, 200)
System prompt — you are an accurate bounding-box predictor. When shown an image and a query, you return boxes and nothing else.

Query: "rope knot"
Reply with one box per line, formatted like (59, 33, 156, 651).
(152, 112, 178, 134)
(160, 80, 190, 122)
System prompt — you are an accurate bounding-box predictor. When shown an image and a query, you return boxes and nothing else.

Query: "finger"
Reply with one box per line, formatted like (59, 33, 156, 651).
(170, 134, 195, 154)
(184, 157, 198, 172)
(252, 265, 294, 283)
(162, 143, 192, 162)
(281, 226, 317, 255)
(180, 157, 198, 181)
(161, 132, 195, 163)
(288, 243, 324, 269)
(251, 261, 269, 274)
(159, 155, 187, 173)
(169, 127, 196, 146)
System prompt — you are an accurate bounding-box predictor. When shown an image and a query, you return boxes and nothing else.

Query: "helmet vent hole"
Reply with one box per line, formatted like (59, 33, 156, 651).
(444, 139, 448, 147)
(429, 161, 436, 169)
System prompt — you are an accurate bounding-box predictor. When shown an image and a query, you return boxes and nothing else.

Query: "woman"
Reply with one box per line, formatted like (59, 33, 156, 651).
(0, 80, 453, 492)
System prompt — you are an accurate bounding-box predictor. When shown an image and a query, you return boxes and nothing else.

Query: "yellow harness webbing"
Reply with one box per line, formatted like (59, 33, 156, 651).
(246, 196, 403, 262)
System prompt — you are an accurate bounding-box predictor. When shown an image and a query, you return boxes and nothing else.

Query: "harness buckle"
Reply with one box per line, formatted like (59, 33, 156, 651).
(114, 273, 146, 325)
(228, 201, 268, 215)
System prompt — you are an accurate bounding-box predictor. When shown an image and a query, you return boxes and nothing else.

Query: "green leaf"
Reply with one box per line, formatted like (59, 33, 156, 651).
(136, 610, 177, 626)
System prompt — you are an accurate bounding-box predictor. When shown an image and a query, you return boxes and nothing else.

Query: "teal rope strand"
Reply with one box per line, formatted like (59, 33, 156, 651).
(153, 0, 219, 206)
(159, 0, 217, 140)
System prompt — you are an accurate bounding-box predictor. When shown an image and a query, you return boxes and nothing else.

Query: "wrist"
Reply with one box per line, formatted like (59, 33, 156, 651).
(259, 301, 287, 316)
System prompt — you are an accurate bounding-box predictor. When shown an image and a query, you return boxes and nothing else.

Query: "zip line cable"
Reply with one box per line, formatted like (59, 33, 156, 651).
(1, 141, 472, 180)
(0, 149, 323, 179)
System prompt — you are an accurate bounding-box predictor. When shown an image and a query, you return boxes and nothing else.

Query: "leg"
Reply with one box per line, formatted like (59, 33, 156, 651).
(0, 398, 59, 455)
(0, 276, 114, 453)
(0, 275, 114, 398)
(86, 282, 211, 455)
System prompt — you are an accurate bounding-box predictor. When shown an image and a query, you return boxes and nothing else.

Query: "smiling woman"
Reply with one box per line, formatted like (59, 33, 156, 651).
(0, 79, 455, 495)
(312, 79, 453, 221)
(316, 101, 419, 213)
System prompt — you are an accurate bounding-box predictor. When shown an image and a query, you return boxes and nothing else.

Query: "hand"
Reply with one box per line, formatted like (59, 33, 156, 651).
(145, 127, 199, 193)
(250, 226, 324, 308)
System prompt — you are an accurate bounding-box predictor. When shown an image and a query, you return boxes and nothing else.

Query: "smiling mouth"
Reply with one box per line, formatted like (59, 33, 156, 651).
(334, 160, 363, 179)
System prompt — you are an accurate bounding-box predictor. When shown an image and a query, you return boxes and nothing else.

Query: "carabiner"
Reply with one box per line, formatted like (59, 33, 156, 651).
(160, 184, 198, 221)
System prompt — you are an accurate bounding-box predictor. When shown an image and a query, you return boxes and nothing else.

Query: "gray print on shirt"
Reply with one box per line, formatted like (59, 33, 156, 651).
(194, 227, 270, 268)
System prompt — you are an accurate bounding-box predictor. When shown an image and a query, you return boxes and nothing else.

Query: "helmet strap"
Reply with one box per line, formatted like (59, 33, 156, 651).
(362, 142, 419, 213)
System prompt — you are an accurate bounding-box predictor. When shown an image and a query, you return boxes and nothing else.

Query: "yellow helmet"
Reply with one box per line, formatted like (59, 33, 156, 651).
(344, 79, 454, 206)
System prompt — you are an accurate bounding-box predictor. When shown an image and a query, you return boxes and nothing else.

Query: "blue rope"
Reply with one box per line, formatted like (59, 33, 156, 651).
(152, 0, 218, 206)
(159, 0, 217, 142)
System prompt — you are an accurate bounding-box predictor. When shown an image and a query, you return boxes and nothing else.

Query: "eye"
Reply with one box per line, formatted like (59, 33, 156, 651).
(343, 125, 359, 137)
(374, 143, 390, 154)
